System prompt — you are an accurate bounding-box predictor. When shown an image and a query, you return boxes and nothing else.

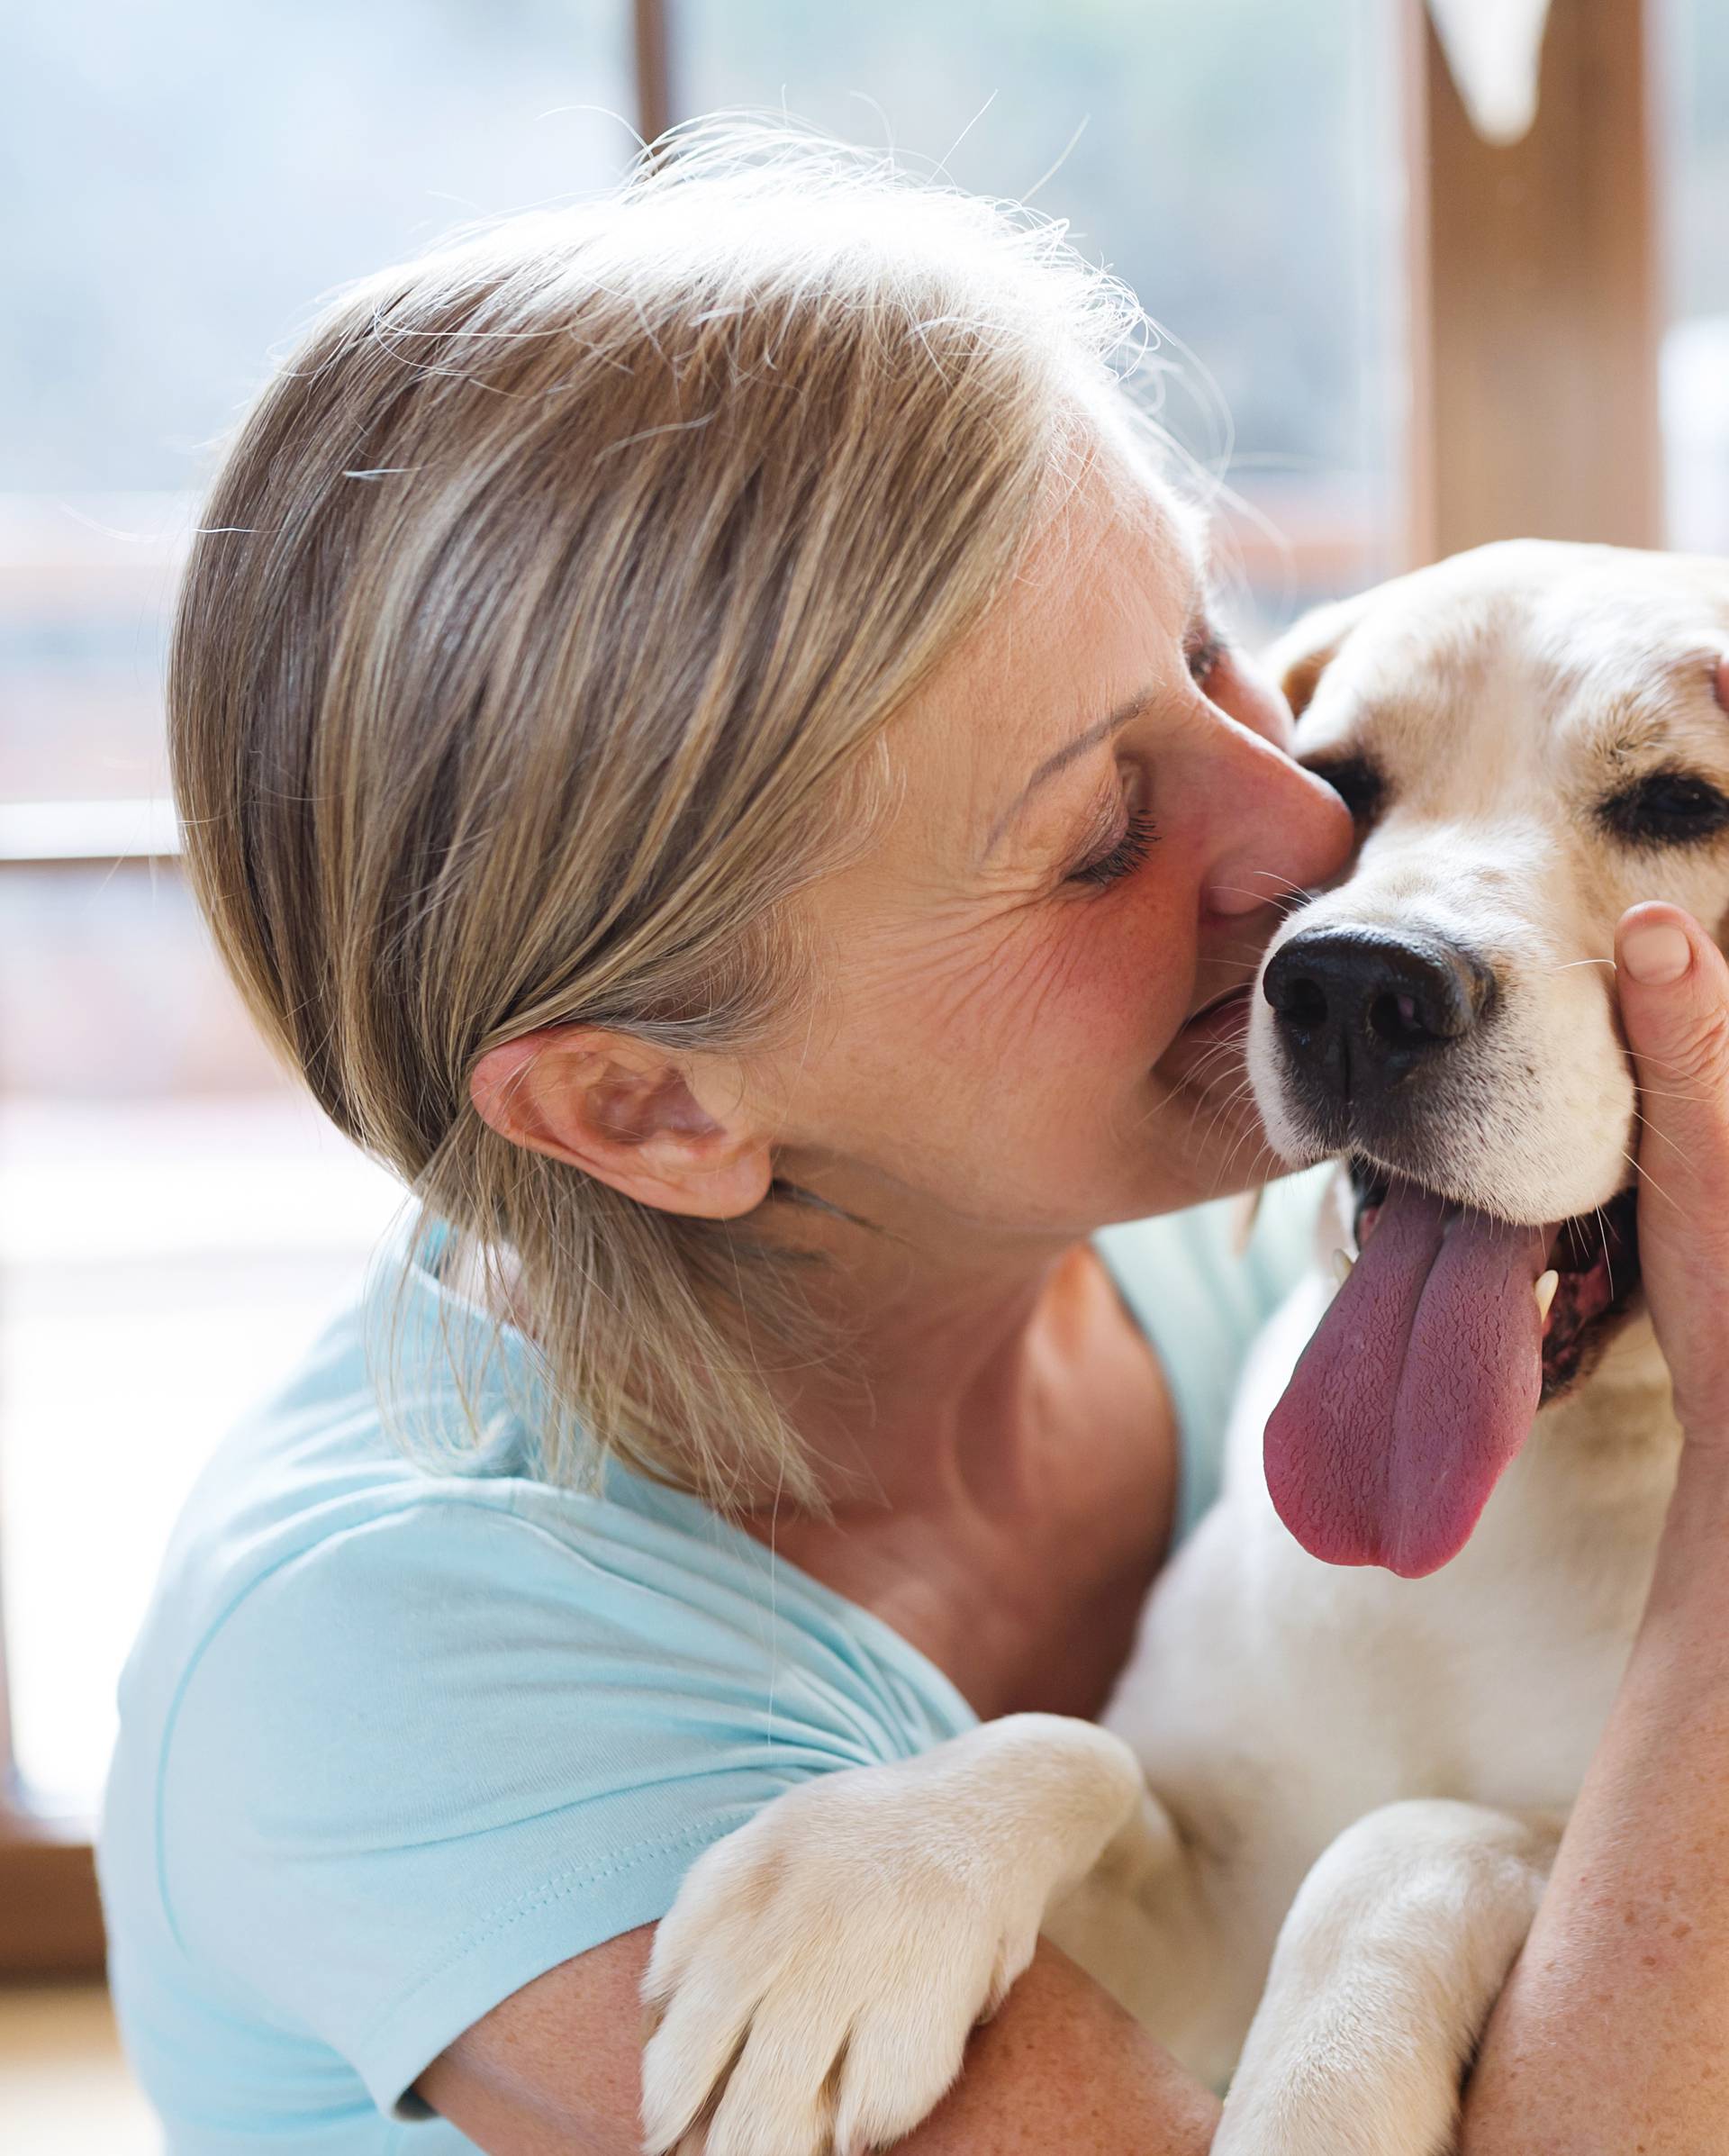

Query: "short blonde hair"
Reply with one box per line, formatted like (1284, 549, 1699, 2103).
(171, 122, 1156, 1508)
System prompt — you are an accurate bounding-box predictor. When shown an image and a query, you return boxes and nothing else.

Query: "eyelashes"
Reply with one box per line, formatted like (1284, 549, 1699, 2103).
(1057, 629, 1219, 891)
(1067, 802, 1161, 887)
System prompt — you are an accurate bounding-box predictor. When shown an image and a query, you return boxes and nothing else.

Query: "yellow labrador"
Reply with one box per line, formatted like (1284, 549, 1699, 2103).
(639, 541, 1729, 2156)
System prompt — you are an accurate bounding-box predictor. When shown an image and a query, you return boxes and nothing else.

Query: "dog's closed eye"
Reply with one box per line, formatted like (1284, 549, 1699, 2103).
(1598, 767, 1729, 847)
(1302, 755, 1386, 829)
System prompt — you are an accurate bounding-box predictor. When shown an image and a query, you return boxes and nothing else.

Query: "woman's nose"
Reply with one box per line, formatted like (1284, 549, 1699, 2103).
(1199, 722, 1354, 919)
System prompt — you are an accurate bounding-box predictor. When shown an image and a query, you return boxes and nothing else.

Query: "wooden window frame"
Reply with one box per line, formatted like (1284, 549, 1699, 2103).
(0, 0, 1667, 1980)
(1403, 0, 1662, 563)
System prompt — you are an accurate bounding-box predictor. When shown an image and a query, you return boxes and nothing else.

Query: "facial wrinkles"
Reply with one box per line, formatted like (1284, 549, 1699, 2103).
(766, 470, 1254, 1204)
(845, 554, 1200, 977)
(842, 860, 1122, 1071)
(820, 753, 1205, 1155)
(968, 486, 1201, 830)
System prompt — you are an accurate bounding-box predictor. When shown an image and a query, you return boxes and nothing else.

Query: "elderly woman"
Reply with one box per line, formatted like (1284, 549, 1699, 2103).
(98, 129, 1729, 2153)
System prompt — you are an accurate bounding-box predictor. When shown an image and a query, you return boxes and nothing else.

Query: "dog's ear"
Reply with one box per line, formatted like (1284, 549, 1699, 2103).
(1268, 588, 1377, 722)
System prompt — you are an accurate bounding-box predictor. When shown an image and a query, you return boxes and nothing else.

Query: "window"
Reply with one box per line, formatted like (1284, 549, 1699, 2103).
(1, 0, 631, 1826)
(681, 0, 1406, 630)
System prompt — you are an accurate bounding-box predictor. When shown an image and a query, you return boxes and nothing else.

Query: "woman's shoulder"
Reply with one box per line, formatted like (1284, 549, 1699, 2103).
(100, 1253, 980, 2123)
(118, 1258, 975, 1775)
(104, 1242, 979, 1927)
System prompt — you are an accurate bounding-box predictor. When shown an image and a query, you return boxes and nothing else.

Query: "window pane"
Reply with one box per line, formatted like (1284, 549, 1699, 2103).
(1660, 0, 1729, 552)
(2, 0, 632, 803)
(680, 0, 1406, 633)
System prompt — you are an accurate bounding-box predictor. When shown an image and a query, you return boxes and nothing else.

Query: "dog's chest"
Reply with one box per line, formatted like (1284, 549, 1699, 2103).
(1294, 1414, 1672, 1820)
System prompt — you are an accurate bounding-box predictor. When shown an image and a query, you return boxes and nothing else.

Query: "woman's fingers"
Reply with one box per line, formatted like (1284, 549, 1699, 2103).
(1616, 903, 1729, 1440)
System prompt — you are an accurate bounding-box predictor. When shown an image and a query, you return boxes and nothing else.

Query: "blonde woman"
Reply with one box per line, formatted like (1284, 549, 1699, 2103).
(99, 130, 1729, 2154)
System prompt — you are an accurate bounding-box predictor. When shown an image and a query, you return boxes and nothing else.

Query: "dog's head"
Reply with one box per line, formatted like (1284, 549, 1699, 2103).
(1248, 539, 1729, 1577)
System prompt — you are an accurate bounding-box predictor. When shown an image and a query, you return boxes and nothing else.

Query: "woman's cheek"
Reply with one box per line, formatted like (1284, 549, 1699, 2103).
(982, 886, 1193, 1079)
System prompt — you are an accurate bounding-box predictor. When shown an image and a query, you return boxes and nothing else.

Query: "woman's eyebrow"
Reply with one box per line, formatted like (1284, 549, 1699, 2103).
(983, 684, 1158, 856)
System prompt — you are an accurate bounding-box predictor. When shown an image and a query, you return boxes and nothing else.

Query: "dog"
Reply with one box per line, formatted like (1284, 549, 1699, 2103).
(638, 539, 1729, 2156)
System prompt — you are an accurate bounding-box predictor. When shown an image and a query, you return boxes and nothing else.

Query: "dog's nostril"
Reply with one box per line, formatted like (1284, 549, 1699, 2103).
(1368, 989, 1434, 1048)
(1281, 975, 1329, 1029)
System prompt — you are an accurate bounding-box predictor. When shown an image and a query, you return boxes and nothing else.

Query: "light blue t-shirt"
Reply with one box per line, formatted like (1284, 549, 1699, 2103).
(98, 1178, 1321, 2152)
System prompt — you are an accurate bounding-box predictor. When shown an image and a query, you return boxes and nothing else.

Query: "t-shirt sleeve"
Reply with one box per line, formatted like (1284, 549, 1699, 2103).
(156, 1495, 884, 2118)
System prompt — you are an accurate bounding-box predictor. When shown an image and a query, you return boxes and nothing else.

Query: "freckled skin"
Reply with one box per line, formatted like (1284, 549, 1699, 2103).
(750, 464, 1354, 1249)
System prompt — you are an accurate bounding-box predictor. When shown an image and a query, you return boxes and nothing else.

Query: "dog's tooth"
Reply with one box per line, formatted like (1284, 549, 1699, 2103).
(1535, 1269, 1559, 1325)
(1332, 1249, 1355, 1288)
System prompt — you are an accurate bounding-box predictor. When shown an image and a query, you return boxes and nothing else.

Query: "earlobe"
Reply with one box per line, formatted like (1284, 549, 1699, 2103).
(468, 1028, 774, 1221)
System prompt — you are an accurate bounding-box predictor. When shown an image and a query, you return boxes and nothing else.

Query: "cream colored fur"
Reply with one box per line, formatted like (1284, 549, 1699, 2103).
(639, 541, 1729, 2155)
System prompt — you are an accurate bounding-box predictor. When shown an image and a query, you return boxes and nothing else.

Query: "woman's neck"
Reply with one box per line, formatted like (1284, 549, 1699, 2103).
(738, 1214, 1180, 1720)
(758, 1207, 1074, 1517)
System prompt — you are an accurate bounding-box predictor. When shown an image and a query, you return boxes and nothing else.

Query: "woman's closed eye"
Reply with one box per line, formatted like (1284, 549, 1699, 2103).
(1066, 776, 1160, 888)
(1037, 624, 1218, 892)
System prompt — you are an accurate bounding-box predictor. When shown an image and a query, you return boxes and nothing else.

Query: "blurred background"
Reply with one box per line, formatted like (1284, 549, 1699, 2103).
(1, 0, 1724, 2142)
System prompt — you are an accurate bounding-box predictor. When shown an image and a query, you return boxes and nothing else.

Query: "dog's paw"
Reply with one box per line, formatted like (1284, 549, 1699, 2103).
(639, 1719, 1149, 2155)
(639, 1769, 1044, 2154)
(1210, 1801, 1559, 2156)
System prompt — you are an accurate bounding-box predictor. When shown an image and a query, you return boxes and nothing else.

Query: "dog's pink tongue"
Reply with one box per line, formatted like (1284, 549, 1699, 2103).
(1265, 1181, 1549, 1578)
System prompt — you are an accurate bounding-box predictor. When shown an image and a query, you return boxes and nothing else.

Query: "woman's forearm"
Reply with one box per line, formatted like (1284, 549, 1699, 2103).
(1461, 1447, 1729, 2153)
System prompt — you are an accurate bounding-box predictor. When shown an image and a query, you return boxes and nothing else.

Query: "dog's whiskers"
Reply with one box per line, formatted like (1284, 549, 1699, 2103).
(1208, 883, 1310, 919)
(1623, 1137, 1686, 1215)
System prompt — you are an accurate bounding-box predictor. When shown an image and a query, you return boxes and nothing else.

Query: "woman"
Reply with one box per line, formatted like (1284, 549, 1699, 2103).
(99, 128, 1729, 2153)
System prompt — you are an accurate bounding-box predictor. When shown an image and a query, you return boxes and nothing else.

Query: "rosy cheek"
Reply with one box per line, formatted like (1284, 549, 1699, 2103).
(1036, 881, 1197, 1063)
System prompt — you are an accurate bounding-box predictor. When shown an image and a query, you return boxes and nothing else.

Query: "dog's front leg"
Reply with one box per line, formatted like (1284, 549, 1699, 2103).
(639, 1714, 1170, 2156)
(1214, 1798, 1560, 2156)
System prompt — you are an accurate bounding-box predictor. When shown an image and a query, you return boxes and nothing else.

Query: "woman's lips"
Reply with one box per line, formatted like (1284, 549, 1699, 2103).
(1179, 983, 1254, 1046)
(1154, 983, 1256, 1096)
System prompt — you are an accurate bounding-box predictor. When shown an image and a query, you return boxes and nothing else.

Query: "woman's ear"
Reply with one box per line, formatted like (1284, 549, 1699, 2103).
(1266, 586, 1378, 722)
(469, 1028, 774, 1220)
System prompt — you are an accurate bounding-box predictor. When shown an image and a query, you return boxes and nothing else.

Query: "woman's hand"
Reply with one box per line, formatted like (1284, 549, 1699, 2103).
(1616, 901, 1729, 1451)
(1459, 901, 1729, 2152)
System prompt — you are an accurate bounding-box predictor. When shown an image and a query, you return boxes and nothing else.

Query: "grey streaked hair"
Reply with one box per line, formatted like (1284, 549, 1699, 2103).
(170, 118, 1164, 1508)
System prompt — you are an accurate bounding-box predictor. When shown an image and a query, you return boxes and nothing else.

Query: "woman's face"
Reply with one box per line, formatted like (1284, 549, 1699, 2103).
(758, 459, 1354, 1250)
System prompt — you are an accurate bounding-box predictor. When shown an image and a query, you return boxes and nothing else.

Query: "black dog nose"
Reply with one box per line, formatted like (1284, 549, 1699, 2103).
(1263, 929, 1493, 1103)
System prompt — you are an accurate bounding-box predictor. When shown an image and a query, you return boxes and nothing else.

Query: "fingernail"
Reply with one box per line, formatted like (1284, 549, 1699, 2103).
(1622, 921, 1692, 985)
